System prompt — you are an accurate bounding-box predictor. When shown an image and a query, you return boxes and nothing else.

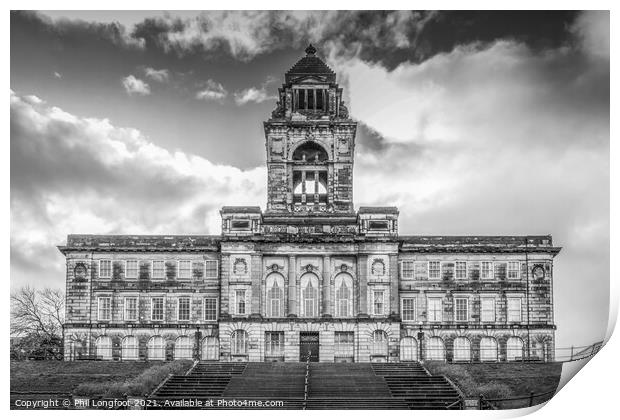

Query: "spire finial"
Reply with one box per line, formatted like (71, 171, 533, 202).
(305, 44, 317, 56)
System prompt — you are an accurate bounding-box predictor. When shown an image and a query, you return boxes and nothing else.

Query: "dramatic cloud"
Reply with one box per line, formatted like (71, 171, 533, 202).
(122, 75, 151, 95)
(53, 71, 62, 79)
(10, 91, 266, 290)
(12, 10, 145, 50)
(130, 11, 438, 63)
(346, 11, 609, 348)
(195, 79, 228, 101)
(234, 86, 276, 106)
(144, 67, 170, 82)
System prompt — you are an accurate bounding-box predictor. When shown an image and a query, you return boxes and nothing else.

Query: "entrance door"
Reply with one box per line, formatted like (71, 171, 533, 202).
(300, 332, 319, 362)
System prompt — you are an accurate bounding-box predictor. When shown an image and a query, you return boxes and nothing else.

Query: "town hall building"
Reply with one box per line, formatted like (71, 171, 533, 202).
(59, 45, 560, 364)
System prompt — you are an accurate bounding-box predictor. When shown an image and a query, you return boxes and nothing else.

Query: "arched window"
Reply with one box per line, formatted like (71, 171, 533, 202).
(266, 273, 284, 318)
(202, 337, 220, 360)
(426, 337, 446, 361)
(95, 336, 112, 360)
(480, 337, 498, 362)
(453, 337, 471, 362)
(231, 330, 248, 355)
(147, 336, 166, 361)
(292, 142, 328, 162)
(300, 273, 319, 317)
(121, 336, 139, 361)
(175, 336, 193, 360)
(370, 330, 388, 356)
(335, 273, 353, 318)
(400, 337, 418, 361)
(506, 337, 524, 361)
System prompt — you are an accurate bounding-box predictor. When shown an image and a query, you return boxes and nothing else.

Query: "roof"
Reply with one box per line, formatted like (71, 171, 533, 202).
(358, 206, 399, 215)
(285, 44, 336, 84)
(399, 235, 561, 256)
(220, 206, 262, 214)
(58, 234, 221, 253)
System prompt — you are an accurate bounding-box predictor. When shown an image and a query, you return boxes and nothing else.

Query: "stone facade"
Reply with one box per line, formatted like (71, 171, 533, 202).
(59, 45, 560, 363)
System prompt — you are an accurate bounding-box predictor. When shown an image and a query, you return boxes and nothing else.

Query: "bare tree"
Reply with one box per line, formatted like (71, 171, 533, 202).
(11, 287, 65, 359)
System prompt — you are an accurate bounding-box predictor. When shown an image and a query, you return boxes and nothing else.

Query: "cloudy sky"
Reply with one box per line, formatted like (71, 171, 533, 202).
(10, 10, 609, 349)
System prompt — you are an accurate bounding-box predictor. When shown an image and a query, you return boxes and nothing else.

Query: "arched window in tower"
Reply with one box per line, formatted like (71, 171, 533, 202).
(292, 142, 328, 162)
(300, 273, 319, 317)
(291, 142, 329, 208)
(266, 273, 284, 318)
(335, 273, 353, 317)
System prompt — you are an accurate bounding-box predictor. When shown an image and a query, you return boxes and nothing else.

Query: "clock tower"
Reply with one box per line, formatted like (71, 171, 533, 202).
(264, 44, 357, 217)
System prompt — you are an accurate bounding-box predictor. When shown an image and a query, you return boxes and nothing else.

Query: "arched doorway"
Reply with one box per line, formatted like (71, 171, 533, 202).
(400, 337, 418, 361)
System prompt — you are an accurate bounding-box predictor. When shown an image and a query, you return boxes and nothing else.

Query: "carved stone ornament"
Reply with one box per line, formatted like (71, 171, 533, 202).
(532, 265, 545, 280)
(271, 138, 284, 154)
(271, 101, 285, 118)
(371, 259, 385, 276)
(233, 258, 248, 275)
(339, 101, 349, 118)
(305, 263, 318, 272)
(74, 262, 88, 279)
(269, 263, 284, 272)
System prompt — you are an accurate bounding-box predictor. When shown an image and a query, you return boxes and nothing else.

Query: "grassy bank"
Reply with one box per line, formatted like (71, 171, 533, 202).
(424, 362, 563, 408)
(73, 360, 192, 398)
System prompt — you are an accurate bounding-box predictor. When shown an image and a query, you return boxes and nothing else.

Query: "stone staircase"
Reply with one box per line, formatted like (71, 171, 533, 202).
(150, 362, 246, 399)
(372, 363, 462, 409)
(148, 361, 462, 410)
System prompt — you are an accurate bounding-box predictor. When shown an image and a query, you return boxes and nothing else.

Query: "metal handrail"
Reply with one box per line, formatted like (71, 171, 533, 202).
(302, 350, 311, 410)
(445, 398, 463, 409)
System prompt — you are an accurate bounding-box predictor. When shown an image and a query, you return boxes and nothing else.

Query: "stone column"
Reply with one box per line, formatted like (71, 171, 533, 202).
(251, 254, 262, 315)
(390, 254, 399, 316)
(322, 256, 331, 316)
(288, 255, 297, 316)
(358, 256, 368, 315)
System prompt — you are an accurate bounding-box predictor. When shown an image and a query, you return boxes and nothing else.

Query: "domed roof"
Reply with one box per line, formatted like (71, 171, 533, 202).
(285, 44, 336, 84)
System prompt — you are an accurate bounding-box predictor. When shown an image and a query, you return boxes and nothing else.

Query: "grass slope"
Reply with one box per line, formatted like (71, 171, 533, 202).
(424, 362, 563, 409)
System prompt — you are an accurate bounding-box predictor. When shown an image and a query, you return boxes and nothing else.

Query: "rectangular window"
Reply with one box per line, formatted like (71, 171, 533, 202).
(441, 262, 454, 281)
(428, 261, 441, 279)
(124, 297, 138, 321)
(204, 260, 218, 278)
(480, 297, 495, 322)
(298, 89, 306, 109)
(152, 260, 165, 279)
(455, 298, 468, 322)
(178, 260, 191, 279)
(236, 290, 246, 315)
(427, 297, 443, 322)
(414, 262, 428, 280)
(402, 298, 416, 321)
(178, 297, 191, 321)
(481, 262, 494, 279)
(334, 332, 354, 358)
(151, 297, 164, 321)
(265, 332, 284, 357)
(204, 298, 217, 321)
(401, 261, 415, 279)
(455, 262, 467, 279)
(373, 291, 384, 316)
(316, 89, 324, 111)
(99, 260, 112, 278)
(508, 261, 521, 279)
(125, 260, 138, 279)
(191, 261, 204, 279)
(98, 297, 111, 321)
(507, 298, 522, 322)
(495, 262, 507, 279)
